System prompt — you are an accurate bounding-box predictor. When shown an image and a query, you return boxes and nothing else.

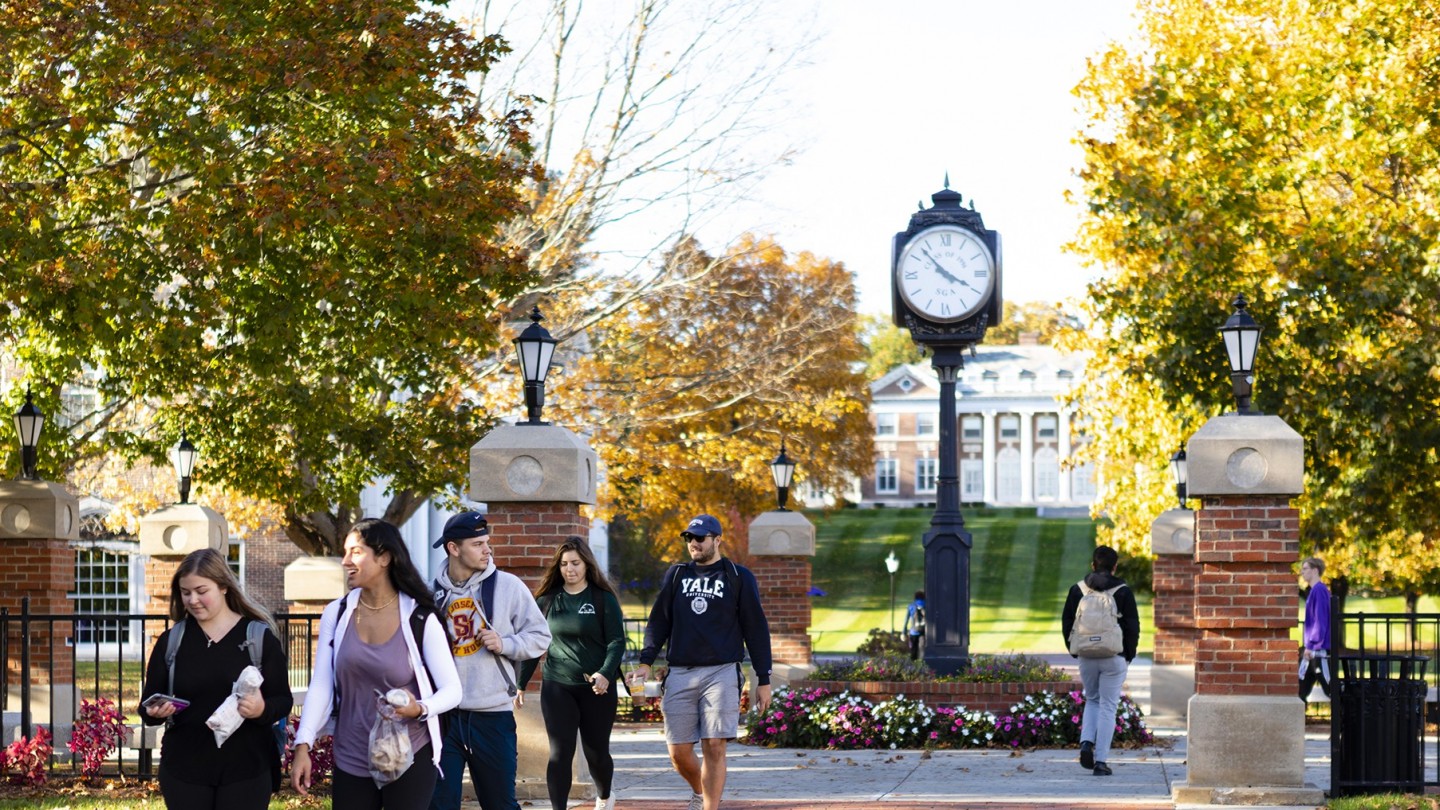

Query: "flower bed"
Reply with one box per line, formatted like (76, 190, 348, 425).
(791, 678, 1079, 715)
(744, 686, 1154, 751)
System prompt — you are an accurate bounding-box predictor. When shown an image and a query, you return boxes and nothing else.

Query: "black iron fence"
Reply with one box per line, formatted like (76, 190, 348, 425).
(1, 600, 656, 776)
(0, 598, 320, 777)
(1331, 610, 1440, 796)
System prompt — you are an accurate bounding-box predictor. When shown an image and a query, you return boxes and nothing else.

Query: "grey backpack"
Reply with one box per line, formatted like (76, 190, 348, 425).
(1068, 581, 1125, 658)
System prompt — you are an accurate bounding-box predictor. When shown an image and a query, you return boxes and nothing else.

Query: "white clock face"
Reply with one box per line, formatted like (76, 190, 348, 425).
(896, 224, 996, 322)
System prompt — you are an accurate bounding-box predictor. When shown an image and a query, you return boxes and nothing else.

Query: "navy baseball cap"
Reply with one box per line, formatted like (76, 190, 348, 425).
(682, 514, 723, 538)
(434, 511, 489, 548)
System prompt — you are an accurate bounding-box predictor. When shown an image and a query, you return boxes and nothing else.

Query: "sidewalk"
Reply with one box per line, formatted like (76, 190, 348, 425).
(503, 658, 1337, 809)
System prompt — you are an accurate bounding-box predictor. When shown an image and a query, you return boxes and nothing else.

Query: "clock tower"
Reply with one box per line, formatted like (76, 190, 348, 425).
(891, 181, 1003, 675)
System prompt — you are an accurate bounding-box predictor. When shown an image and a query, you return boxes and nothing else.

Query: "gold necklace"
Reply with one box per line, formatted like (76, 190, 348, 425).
(358, 592, 399, 611)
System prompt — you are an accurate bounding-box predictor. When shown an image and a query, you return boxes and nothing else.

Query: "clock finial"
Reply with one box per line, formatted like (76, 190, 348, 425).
(943, 171, 950, 190)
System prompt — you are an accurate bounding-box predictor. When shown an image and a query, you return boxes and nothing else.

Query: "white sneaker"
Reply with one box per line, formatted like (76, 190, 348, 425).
(594, 796, 615, 810)
(686, 792, 704, 810)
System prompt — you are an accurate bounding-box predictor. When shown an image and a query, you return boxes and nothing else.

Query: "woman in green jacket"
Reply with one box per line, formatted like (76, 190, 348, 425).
(519, 536, 625, 810)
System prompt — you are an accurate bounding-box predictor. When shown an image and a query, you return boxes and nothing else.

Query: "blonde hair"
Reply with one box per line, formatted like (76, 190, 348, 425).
(169, 548, 278, 636)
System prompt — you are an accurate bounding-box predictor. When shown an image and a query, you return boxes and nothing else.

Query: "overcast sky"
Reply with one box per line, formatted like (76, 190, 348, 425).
(706, 0, 1142, 316)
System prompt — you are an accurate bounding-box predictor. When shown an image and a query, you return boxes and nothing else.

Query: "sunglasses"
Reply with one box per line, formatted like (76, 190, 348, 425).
(680, 532, 713, 543)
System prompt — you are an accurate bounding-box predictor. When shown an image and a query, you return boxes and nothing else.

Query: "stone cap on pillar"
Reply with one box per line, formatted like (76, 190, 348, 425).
(469, 423, 597, 504)
(138, 503, 229, 558)
(1186, 414, 1304, 498)
(284, 556, 348, 603)
(0, 479, 79, 541)
(1150, 508, 1195, 555)
(748, 510, 816, 556)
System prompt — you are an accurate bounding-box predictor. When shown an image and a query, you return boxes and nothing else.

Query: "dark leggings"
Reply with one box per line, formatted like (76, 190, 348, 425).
(158, 764, 271, 810)
(333, 744, 436, 810)
(541, 678, 618, 810)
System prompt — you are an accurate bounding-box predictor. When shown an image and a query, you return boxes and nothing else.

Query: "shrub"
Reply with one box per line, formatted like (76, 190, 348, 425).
(283, 716, 335, 784)
(954, 653, 1069, 684)
(931, 705, 997, 748)
(810, 652, 932, 682)
(746, 686, 834, 748)
(68, 697, 127, 780)
(856, 628, 907, 656)
(872, 695, 936, 749)
(1, 725, 51, 785)
(809, 691, 879, 749)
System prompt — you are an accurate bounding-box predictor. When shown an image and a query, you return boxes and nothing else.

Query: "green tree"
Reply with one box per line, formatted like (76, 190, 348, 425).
(861, 315, 926, 380)
(1067, 0, 1440, 584)
(1, 0, 533, 554)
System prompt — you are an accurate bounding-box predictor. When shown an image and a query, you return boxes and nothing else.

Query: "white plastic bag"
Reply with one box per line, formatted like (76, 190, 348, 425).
(206, 665, 264, 748)
(368, 689, 414, 786)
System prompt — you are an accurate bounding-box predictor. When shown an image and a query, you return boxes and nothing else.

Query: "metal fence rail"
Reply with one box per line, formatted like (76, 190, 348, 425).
(1, 598, 320, 777)
(1332, 611, 1440, 796)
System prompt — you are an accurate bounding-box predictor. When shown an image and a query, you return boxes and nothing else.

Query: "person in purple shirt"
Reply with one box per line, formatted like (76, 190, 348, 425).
(1299, 557, 1332, 702)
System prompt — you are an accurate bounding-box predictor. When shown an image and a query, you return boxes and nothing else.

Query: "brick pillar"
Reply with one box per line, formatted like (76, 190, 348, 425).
(486, 502, 590, 590)
(1149, 507, 1199, 720)
(469, 422, 598, 802)
(748, 510, 815, 669)
(1173, 413, 1321, 806)
(0, 479, 80, 740)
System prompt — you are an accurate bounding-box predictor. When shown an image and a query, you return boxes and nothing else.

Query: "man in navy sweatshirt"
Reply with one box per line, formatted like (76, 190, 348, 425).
(632, 514, 772, 810)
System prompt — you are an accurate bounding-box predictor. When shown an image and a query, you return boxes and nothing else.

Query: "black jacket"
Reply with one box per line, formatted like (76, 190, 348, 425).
(1061, 570, 1141, 662)
(639, 557, 773, 684)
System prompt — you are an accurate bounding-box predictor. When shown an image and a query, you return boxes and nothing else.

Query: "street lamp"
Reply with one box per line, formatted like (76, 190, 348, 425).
(1170, 447, 1188, 509)
(171, 433, 198, 504)
(769, 443, 796, 511)
(13, 388, 43, 481)
(1219, 294, 1263, 414)
(885, 551, 900, 633)
(513, 306, 558, 425)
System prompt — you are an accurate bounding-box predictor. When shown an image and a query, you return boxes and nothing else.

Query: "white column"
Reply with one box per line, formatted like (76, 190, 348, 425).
(1058, 409, 1073, 503)
(1018, 409, 1035, 504)
(982, 410, 997, 505)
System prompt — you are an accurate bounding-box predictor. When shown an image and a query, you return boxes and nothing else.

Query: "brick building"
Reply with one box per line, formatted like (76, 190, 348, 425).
(855, 342, 1096, 510)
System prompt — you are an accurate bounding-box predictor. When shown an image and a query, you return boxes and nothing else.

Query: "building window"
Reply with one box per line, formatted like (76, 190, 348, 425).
(876, 412, 898, 436)
(71, 545, 134, 645)
(916, 413, 936, 436)
(999, 415, 1020, 441)
(876, 459, 899, 494)
(915, 458, 937, 493)
(1037, 415, 1058, 440)
(962, 416, 982, 441)
(227, 538, 245, 584)
(961, 459, 984, 502)
(898, 377, 914, 392)
(996, 448, 1022, 502)
(1072, 462, 1098, 500)
(1034, 448, 1060, 500)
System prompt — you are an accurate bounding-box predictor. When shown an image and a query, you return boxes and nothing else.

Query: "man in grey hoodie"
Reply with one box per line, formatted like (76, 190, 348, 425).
(428, 511, 552, 810)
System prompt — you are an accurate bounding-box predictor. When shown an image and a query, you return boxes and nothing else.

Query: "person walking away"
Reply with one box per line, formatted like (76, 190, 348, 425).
(517, 536, 626, 810)
(1061, 545, 1140, 777)
(291, 519, 462, 810)
(902, 591, 926, 660)
(630, 514, 773, 810)
(1299, 557, 1332, 702)
(428, 511, 552, 810)
(140, 548, 293, 810)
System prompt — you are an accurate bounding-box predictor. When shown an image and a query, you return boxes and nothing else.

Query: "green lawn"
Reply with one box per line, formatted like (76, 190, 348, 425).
(806, 507, 1151, 655)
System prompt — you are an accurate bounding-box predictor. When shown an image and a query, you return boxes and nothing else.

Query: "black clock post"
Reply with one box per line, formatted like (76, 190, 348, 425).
(891, 183, 1002, 676)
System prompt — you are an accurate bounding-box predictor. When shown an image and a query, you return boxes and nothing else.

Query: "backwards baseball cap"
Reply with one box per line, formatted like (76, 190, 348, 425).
(433, 511, 489, 548)
(682, 514, 723, 538)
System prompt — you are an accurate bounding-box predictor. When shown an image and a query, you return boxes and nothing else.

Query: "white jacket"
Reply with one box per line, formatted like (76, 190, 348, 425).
(293, 590, 462, 774)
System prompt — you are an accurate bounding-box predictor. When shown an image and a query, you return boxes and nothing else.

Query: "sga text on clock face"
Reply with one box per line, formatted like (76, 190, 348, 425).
(896, 224, 996, 322)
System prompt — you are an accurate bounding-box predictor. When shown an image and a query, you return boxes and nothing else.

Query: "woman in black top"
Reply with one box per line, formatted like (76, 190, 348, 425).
(518, 536, 625, 810)
(140, 548, 292, 810)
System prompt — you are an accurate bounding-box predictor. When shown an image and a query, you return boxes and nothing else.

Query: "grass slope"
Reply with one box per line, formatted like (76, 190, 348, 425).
(807, 508, 1154, 655)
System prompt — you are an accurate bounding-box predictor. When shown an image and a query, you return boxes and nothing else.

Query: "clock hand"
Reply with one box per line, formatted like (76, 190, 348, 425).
(920, 248, 973, 289)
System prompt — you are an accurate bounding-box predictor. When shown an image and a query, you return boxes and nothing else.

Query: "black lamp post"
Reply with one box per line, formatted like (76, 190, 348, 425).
(1219, 294, 1263, 414)
(769, 444, 796, 511)
(513, 306, 558, 425)
(1170, 447, 1188, 509)
(171, 433, 198, 504)
(14, 389, 43, 481)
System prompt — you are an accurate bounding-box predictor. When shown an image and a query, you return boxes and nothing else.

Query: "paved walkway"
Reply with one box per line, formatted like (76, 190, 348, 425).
(499, 659, 1341, 809)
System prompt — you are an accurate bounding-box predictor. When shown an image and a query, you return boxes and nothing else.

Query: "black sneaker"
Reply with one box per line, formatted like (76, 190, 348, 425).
(1079, 740, 1095, 770)
(1093, 762, 1113, 776)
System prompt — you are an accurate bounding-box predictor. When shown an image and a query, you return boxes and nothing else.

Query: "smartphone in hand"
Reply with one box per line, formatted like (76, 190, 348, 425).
(142, 693, 190, 712)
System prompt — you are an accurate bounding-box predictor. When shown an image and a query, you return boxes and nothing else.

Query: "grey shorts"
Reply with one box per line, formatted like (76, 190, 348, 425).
(661, 663, 743, 744)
